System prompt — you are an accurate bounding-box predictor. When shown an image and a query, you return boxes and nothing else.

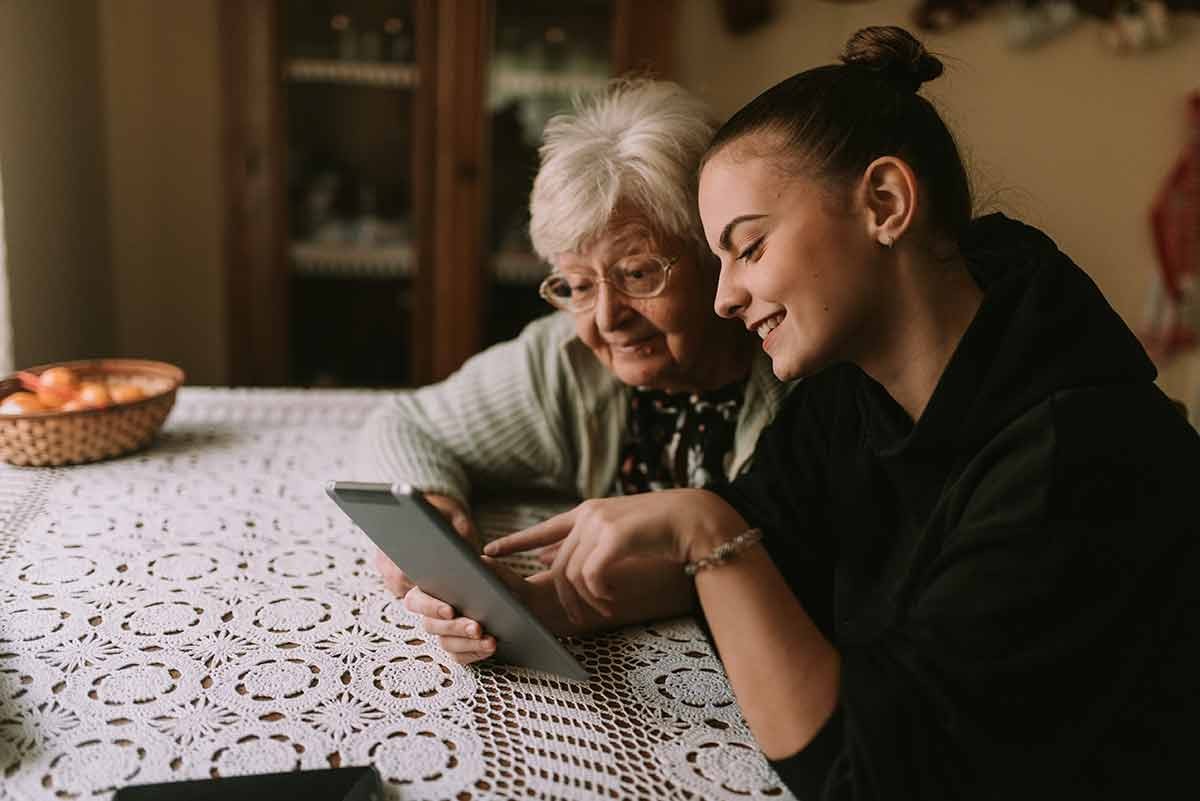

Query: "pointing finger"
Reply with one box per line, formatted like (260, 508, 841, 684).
(484, 507, 577, 556)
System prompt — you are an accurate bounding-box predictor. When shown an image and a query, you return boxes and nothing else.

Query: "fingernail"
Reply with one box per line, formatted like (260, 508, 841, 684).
(483, 544, 496, 555)
(440, 606, 453, 620)
(467, 623, 479, 637)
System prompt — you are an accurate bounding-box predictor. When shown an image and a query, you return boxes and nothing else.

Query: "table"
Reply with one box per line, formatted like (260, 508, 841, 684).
(0, 389, 794, 800)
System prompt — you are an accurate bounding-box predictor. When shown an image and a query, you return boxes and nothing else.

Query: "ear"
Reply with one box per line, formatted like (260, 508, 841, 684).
(859, 157, 918, 249)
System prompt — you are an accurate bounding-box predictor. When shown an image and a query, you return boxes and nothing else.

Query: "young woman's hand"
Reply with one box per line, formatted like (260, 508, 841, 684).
(402, 556, 525, 666)
(374, 493, 480, 597)
(536, 542, 562, 565)
(484, 488, 748, 625)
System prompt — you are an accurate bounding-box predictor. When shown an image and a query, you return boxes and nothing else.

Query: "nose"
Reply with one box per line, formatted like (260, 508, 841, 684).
(714, 265, 749, 320)
(593, 280, 632, 332)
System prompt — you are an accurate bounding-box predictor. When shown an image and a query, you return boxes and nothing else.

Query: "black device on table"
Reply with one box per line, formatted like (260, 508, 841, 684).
(112, 765, 380, 800)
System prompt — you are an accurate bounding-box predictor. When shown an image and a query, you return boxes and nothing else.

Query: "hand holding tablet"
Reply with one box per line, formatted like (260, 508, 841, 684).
(326, 481, 590, 681)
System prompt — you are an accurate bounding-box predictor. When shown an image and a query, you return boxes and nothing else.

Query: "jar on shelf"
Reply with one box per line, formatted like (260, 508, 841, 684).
(384, 16, 414, 63)
(332, 12, 357, 61)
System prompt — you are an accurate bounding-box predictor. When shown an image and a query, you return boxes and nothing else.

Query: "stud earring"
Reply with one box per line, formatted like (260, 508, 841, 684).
(879, 233, 895, 248)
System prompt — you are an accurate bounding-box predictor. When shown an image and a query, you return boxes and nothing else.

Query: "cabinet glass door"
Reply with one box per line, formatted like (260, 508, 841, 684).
(483, 0, 614, 346)
(280, 0, 419, 386)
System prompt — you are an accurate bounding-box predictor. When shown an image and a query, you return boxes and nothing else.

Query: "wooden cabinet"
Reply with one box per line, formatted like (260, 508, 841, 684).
(220, 0, 673, 388)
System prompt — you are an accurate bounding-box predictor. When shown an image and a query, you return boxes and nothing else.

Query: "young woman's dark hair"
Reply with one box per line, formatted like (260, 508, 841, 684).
(704, 25, 973, 243)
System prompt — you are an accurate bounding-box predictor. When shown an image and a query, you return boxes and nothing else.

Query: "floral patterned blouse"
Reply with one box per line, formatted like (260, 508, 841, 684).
(615, 380, 747, 495)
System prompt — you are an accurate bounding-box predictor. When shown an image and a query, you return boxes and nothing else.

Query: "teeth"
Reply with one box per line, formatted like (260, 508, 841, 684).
(755, 314, 783, 340)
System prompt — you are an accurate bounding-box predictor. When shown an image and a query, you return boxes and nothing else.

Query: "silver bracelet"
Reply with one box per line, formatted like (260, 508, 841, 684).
(683, 528, 764, 576)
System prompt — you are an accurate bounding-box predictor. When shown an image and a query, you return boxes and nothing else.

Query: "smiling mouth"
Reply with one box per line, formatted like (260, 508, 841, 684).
(752, 312, 785, 340)
(611, 336, 658, 355)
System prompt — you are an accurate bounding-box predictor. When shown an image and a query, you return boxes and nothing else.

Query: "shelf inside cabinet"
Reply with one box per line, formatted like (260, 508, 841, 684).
(492, 250, 546, 285)
(283, 58, 419, 89)
(490, 68, 609, 97)
(289, 243, 544, 284)
(291, 240, 413, 279)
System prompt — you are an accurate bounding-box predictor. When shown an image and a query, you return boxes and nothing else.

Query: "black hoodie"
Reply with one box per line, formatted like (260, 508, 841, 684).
(713, 214, 1200, 800)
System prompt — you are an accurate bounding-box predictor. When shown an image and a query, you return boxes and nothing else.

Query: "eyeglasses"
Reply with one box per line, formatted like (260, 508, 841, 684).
(538, 255, 678, 312)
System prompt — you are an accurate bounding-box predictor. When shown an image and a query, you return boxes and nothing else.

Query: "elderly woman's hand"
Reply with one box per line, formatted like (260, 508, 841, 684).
(374, 493, 480, 597)
(485, 488, 748, 625)
(402, 556, 526, 666)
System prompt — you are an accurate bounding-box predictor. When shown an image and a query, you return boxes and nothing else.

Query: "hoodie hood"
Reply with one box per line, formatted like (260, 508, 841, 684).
(866, 213, 1156, 464)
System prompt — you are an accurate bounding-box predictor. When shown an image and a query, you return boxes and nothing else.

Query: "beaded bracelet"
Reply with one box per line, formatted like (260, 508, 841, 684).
(683, 528, 764, 576)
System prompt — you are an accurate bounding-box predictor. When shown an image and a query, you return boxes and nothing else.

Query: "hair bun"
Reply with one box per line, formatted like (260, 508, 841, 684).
(840, 26, 943, 94)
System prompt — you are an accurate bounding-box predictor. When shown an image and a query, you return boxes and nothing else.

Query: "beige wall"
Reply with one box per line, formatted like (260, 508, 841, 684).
(99, 0, 228, 385)
(0, 0, 116, 369)
(0, 169, 10, 375)
(674, 0, 1199, 400)
(0, 0, 227, 384)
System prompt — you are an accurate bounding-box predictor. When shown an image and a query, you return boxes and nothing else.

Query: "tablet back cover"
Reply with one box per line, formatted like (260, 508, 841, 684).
(327, 482, 589, 681)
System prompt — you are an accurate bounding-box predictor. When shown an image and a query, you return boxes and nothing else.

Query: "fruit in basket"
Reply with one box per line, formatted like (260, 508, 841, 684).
(0, 392, 46, 415)
(77, 382, 112, 408)
(35, 388, 69, 408)
(27, 366, 79, 408)
(110, 384, 146, 404)
(4, 366, 151, 415)
(40, 366, 81, 392)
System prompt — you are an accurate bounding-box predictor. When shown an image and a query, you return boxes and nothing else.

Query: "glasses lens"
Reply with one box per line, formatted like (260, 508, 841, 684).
(542, 274, 593, 309)
(613, 257, 666, 297)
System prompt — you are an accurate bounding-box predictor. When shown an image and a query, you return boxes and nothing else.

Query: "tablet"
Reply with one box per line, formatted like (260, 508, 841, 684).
(326, 481, 589, 681)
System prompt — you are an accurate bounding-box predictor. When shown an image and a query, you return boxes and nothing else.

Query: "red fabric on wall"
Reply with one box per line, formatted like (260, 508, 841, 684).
(1143, 91, 1200, 363)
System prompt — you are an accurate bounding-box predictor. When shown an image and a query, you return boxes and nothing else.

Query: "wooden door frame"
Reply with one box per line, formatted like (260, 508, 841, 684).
(409, 0, 440, 386)
(426, 0, 490, 382)
(219, 0, 288, 386)
(612, 0, 676, 78)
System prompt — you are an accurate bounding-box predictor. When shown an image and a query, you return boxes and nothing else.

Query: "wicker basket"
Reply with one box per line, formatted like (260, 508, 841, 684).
(0, 359, 185, 467)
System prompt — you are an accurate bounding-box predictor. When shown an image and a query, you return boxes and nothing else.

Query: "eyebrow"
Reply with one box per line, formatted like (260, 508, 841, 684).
(718, 214, 768, 252)
(555, 236, 654, 273)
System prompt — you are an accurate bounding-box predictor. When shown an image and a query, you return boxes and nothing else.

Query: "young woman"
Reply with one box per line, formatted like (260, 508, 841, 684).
(471, 25, 1199, 800)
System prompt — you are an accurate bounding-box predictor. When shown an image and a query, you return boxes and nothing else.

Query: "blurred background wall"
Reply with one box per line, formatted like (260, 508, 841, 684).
(0, 165, 11, 376)
(0, 0, 116, 373)
(0, 0, 1195, 395)
(99, 0, 228, 386)
(0, 0, 226, 384)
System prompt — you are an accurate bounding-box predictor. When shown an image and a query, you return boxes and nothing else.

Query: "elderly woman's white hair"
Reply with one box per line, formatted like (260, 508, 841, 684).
(529, 78, 718, 263)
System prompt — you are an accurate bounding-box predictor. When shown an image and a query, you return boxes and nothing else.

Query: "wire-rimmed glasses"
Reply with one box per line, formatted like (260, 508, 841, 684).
(538, 255, 678, 312)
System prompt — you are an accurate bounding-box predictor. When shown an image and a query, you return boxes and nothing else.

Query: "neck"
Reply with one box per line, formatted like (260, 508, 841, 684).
(858, 249, 982, 422)
(673, 320, 757, 393)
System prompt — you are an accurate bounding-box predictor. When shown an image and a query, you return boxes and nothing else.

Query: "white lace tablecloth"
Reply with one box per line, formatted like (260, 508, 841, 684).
(0, 388, 794, 800)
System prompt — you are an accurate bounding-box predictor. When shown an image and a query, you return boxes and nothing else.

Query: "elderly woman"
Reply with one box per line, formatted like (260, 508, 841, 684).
(358, 79, 788, 655)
